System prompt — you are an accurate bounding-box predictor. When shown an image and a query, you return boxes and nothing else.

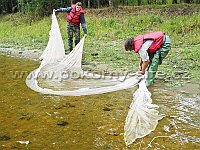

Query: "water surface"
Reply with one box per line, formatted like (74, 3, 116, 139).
(0, 54, 199, 149)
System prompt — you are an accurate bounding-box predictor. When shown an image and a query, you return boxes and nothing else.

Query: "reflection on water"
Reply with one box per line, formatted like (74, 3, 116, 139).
(38, 78, 123, 91)
(0, 54, 199, 149)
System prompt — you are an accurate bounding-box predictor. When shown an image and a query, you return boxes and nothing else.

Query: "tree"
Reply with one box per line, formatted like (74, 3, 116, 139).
(172, 0, 178, 3)
(138, 0, 142, 5)
(162, 0, 166, 4)
(109, 0, 113, 7)
(183, 0, 191, 3)
(88, 0, 90, 8)
(97, 0, 100, 8)
(0, 0, 3, 13)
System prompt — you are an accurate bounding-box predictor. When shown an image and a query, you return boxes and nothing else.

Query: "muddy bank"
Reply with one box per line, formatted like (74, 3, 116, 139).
(0, 47, 113, 73)
(0, 47, 42, 61)
(88, 5, 200, 17)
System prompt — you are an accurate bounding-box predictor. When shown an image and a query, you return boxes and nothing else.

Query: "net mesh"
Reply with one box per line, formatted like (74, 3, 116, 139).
(26, 11, 164, 145)
(124, 79, 165, 145)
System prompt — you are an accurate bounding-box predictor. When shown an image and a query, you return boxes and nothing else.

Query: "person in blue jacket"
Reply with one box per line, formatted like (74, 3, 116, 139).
(54, 2, 87, 53)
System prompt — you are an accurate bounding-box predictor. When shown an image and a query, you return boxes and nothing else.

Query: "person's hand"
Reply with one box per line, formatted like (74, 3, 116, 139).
(84, 34, 87, 38)
(137, 71, 145, 75)
(53, 9, 57, 13)
(136, 71, 145, 80)
(138, 65, 142, 71)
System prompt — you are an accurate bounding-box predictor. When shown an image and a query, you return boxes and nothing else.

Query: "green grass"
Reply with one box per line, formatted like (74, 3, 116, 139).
(0, 4, 200, 80)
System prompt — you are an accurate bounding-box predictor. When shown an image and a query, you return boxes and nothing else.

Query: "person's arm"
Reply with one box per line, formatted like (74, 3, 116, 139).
(140, 60, 150, 74)
(56, 7, 72, 13)
(138, 40, 153, 74)
(80, 14, 87, 35)
(139, 58, 143, 71)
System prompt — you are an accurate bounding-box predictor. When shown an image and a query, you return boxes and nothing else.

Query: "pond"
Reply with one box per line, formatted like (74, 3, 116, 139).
(0, 54, 199, 150)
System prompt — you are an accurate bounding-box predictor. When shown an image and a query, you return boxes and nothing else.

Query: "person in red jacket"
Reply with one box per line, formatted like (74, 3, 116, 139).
(54, 2, 87, 53)
(124, 32, 171, 87)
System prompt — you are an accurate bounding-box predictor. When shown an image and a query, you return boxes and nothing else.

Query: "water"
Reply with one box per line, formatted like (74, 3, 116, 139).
(0, 54, 199, 150)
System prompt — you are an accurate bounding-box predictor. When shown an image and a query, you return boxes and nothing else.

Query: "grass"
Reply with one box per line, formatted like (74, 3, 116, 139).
(0, 4, 200, 81)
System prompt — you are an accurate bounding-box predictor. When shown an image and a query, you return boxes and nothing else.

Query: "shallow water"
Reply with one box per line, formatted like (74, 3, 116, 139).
(0, 54, 199, 150)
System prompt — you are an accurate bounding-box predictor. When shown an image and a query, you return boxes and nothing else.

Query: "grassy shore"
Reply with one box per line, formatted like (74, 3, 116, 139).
(0, 4, 199, 82)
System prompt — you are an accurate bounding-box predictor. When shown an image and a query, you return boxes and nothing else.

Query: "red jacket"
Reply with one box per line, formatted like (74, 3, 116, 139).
(67, 5, 84, 25)
(133, 32, 164, 53)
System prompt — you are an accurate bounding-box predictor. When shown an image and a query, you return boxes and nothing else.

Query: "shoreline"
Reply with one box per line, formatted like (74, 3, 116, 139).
(0, 47, 42, 61)
(1, 46, 199, 88)
(0, 47, 105, 71)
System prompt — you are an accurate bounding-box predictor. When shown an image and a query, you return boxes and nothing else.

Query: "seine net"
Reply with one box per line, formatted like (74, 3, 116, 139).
(26, 11, 164, 145)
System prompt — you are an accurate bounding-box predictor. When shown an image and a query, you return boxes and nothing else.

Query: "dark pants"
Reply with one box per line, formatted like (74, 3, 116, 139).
(67, 22, 80, 52)
(146, 35, 171, 86)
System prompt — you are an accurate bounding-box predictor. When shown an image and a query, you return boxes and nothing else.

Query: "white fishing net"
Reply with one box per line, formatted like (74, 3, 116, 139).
(26, 11, 164, 145)
(124, 79, 165, 145)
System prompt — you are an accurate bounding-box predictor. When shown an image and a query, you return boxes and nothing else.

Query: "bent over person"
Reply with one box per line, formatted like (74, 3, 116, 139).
(55, 2, 87, 53)
(124, 32, 171, 87)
